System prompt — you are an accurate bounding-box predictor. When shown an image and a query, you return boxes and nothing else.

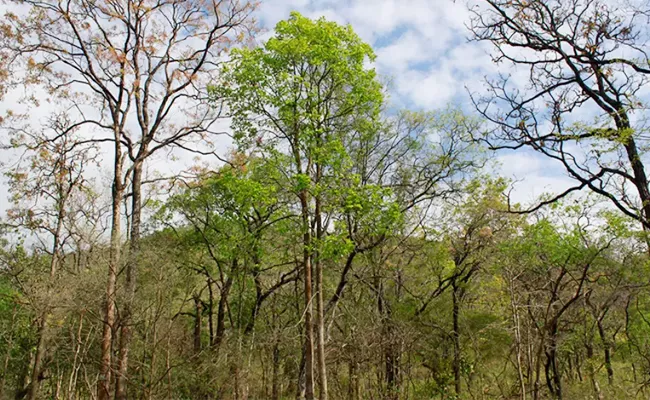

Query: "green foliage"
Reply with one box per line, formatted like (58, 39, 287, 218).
(215, 12, 382, 164)
(4, 10, 650, 400)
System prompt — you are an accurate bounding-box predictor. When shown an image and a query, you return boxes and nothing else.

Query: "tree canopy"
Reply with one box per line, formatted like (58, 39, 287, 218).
(2, 3, 650, 400)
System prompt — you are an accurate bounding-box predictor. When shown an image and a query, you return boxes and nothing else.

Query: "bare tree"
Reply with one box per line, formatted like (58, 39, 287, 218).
(2, 114, 98, 399)
(1, 0, 257, 397)
(469, 0, 650, 227)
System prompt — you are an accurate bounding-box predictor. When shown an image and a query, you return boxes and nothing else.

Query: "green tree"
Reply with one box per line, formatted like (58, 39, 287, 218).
(216, 12, 384, 399)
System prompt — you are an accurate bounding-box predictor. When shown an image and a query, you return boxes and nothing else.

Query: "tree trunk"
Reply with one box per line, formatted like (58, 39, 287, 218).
(207, 277, 214, 348)
(509, 277, 526, 400)
(25, 319, 48, 400)
(384, 335, 399, 400)
(325, 251, 357, 315)
(376, 275, 399, 400)
(545, 325, 562, 400)
(452, 282, 461, 397)
(596, 318, 614, 385)
(214, 274, 233, 349)
(245, 270, 263, 335)
(299, 189, 315, 400)
(272, 340, 280, 400)
(27, 201, 64, 400)
(613, 110, 650, 250)
(532, 317, 546, 400)
(67, 312, 85, 399)
(348, 355, 359, 400)
(621, 129, 650, 226)
(296, 351, 306, 400)
(165, 331, 172, 400)
(544, 351, 554, 398)
(116, 161, 143, 400)
(315, 191, 328, 400)
(193, 294, 203, 354)
(585, 340, 603, 400)
(552, 346, 562, 399)
(99, 141, 124, 400)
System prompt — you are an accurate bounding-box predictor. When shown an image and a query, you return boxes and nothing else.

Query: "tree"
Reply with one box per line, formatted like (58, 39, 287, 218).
(469, 0, 650, 229)
(501, 209, 615, 400)
(1, 0, 257, 397)
(4, 8, 650, 400)
(160, 157, 299, 340)
(218, 12, 384, 399)
(3, 114, 98, 399)
(0, 240, 37, 400)
(339, 109, 484, 399)
(157, 158, 303, 397)
(443, 180, 515, 396)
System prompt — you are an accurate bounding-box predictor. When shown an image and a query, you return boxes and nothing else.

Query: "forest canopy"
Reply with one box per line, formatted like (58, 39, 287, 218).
(1, 1, 650, 400)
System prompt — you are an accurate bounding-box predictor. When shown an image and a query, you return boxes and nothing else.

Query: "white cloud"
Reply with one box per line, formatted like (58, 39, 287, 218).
(508, 175, 575, 206)
(255, 0, 487, 109)
(257, 0, 310, 26)
(376, 31, 431, 73)
(0, 0, 584, 222)
(497, 153, 545, 178)
(494, 151, 576, 207)
(395, 67, 457, 109)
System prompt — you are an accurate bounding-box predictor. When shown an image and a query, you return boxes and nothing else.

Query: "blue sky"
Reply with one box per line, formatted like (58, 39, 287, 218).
(257, 0, 480, 109)
(0, 0, 574, 219)
(254, 0, 573, 203)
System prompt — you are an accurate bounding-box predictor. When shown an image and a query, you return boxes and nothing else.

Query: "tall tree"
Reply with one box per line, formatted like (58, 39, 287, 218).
(160, 157, 299, 342)
(218, 12, 384, 399)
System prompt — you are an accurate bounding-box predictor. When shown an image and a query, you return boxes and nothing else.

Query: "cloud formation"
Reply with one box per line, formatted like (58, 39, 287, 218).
(255, 0, 571, 203)
(258, 0, 474, 107)
(0, 0, 572, 216)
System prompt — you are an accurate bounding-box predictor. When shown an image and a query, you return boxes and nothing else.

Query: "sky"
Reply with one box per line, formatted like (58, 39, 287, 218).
(254, 0, 574, 203)
(0, 0, 576, 221)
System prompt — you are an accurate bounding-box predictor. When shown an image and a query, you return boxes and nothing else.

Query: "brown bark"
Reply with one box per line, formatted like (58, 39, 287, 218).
(299, 189, 315, 400)
(452, 282, 462, 397)
(99, 140, 124, 400)
(314, 189, 328, 400)
(115, 161, 143, 400)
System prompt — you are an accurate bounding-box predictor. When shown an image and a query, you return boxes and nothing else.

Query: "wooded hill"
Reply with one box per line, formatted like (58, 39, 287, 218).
(2, 1, 650, 399)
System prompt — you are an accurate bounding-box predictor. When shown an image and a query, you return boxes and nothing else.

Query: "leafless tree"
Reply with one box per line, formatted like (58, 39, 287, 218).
(469, 0, 650, 228)
(1, 0, 257, 397)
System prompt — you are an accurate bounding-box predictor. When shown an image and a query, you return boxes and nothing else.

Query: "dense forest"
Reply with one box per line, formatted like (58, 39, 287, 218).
(2, 0, 650, 399)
